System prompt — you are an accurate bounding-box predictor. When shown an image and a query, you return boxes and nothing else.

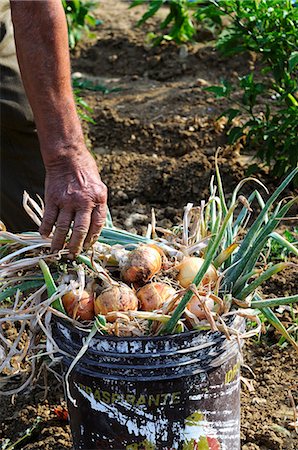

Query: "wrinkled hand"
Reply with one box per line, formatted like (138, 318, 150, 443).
(39, 148, 107, 257)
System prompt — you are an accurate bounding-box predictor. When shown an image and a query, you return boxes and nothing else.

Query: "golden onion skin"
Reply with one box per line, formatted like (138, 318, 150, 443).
(137, 282, 176, 312)
(94, 283, 138, 315)
(121, 245, 162, 287)
(62, 290, 95, 321)
(187, 295, 214, 320)
(177, 256, 218, 288)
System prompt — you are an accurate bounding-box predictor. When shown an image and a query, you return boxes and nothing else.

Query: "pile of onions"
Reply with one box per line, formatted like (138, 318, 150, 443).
(62, 290, 95, 321)
(94, 283, 138, 316)
(176, 257, 218, 288)
(121, 245, 162, 287)
(62, 251, 219, 325)
(137, 282, 176, 312)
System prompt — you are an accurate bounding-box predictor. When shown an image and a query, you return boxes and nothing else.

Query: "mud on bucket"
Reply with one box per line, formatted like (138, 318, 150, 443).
(52, 315, 244, 450)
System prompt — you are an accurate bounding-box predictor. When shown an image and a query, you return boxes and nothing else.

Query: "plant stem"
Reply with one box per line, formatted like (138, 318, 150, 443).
(159, 201, 237, 335)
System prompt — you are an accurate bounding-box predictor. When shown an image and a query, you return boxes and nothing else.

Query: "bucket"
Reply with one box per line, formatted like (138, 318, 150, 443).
(52, 315, 244, 450)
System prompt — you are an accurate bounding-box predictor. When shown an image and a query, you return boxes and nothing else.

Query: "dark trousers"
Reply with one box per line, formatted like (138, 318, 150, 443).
(0, 1, 45, 232)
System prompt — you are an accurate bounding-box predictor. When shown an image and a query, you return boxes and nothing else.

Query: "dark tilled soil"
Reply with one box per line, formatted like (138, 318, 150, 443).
(241, 343, 298, 450)
(0, 1, 297, 449)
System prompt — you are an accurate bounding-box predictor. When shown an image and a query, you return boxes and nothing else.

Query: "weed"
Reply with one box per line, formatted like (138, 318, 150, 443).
(72, 76, 122, 124)
(62, 0, 101, 49)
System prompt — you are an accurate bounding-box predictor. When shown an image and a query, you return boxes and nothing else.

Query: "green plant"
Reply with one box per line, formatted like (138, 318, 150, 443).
(202, 0, 298, 178)
(74, 88, 96, 124)
(62, 0, 101, 49)
(0, 417, 43, 450)
(246, 306, 298, 348)
(160, 163, 298, 349)
(130, 0, 202, 45)
(72, 77, 122, 124)
(268, 227, 298, 261)
(72, 77, 122, 94)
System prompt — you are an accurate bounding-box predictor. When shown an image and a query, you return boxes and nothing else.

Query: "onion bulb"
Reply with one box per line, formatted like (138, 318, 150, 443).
(0, 220, 6, 231)
(176, 257, 218, 288)
(94, 283, 138, 316)
(121, 245, 162, 287)
(137, 282, 176, 312)
(62, 290, 94, 321)
(186, 294, 214, 320)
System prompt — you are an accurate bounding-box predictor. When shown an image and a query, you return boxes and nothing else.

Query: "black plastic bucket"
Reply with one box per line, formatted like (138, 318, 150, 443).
(52, 316, 244, 450)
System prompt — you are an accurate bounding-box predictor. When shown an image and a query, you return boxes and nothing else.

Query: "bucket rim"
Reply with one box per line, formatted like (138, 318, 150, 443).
(52, 314, 243, 343)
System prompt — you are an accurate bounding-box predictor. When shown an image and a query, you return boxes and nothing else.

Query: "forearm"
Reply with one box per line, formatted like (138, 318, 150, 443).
(10, 0, 83, 165)
(10, 0, 107, 254)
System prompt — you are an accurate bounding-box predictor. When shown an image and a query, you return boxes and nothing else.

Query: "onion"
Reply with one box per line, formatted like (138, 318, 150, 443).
(0, 221, 6, 231)
(137, 282, 176, 312)
(186, 294, 214, 320)
(62, 290, 94, 321)
(121, 245, 162, 287)
(176, 257, 218, 288)
(94, 283, 138, 316)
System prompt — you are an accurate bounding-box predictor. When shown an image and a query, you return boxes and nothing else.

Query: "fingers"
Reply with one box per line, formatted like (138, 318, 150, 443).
(39, 204, 59, 238)
(43, 182, 107, 255)
(51, 209, 74, 253)
(68, 210, 92, 257)
(46, 203, 106, 256)
(84, 203, 107, 249)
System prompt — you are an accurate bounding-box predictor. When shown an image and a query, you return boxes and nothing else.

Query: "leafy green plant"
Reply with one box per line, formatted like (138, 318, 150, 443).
(202, 0, 298, 178)
(62, 0, 101, 49)
(129, 1, 298, 177)
(129, 0, 202, 45)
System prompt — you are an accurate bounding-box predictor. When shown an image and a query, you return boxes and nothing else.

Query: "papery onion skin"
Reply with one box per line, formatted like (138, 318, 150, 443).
(121, 245, 162, 287)
(137, 282, 176, 312)
(177, 257, 218, 288)
(62, 290, 95, 321)
(94, 283, 138, 316)
(187, 295, 214, 320)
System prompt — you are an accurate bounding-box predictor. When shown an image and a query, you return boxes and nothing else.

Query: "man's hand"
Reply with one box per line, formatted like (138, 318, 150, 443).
(39, 147, 107, 257)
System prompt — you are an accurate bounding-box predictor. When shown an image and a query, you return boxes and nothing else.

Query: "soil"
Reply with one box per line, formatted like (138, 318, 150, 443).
(0, 2, 297, 449)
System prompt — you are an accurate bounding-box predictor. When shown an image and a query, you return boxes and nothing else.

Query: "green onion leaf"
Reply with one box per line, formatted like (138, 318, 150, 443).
(39, 260, 65, 314)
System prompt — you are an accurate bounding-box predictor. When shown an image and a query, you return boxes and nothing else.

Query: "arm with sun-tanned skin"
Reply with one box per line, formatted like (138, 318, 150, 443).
(10, 0, 107, 257)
